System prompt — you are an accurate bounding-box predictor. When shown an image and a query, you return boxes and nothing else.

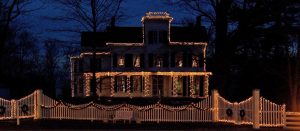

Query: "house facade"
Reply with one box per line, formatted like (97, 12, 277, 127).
(70, 12, 212, 98)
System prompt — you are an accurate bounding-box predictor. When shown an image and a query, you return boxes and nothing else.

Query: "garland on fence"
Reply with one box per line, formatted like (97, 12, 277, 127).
(41, 99, 213, 112)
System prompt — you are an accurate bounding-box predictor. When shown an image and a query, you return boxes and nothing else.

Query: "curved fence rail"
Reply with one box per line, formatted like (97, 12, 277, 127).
(41, 93, 212, 122)
(0, 89, 286, 129)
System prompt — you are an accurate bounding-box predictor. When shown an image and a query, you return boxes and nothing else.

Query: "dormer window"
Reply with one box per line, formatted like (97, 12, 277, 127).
(154, 55, 163, 67)
(175, 53, 183, 67)
(192, 55, 199, 67)
(118, 55, 125, 67)
(133, 55, 140, 68)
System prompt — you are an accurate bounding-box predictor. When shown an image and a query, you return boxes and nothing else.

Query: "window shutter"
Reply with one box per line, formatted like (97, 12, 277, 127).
(171, 53, 175, 67)
(199, 76, 204, 96)
(97, 58, 102, 71)
(89, 58, 93, 72)
(125, 54, 133, 68)
(182, 53, 187, 67)
(163, 53, 169, 67)
(113, 54, 118, 67)
(140, 54, 144, 68)
(187, 53, 192, 67)
(148, 31, 154, 44)
(148, 54, 153, 67)
(199, 53, 204, 67)
(130, 76, 133, 93)
(114, 77, 117, 92)
(183, 76, 187, 96)
(140, 76, 143, 93)
(79, 60, 83, 72)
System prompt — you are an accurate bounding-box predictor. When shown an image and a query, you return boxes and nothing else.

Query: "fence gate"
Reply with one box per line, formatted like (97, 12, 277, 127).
(218, 95, 253, 125)
(0, 91, 36, 121)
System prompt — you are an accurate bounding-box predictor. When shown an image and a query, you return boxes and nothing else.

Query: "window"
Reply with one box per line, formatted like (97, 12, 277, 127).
(192, 55, 199, 67)
(173, 76, 183, 96)
(133, 55, 140, 68)
(152, 76, 163, 96)
(193, 76, 200, 96)
(175, 53, 183, 67)
(118, 55, 125, 67)
(148, 30, 168, 44)
(154, 55, 163, 68)
(131, 76, 142, 92)
(158, 31, 168, 43)
(116, 76, 126, 92)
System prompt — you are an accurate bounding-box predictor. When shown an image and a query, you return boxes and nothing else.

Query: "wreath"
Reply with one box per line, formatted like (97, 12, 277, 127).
(21, 104, 29, 113)
(0, 106, 5, 115)
(226, 108, 233, 117)
(240, 109, 246, 118)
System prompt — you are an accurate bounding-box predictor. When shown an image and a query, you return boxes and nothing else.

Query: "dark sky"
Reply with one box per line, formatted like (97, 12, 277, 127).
(20, 0, 194, 42)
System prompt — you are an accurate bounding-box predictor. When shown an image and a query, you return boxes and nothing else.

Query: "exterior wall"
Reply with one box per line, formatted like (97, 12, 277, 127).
(70, 13, 211, 98)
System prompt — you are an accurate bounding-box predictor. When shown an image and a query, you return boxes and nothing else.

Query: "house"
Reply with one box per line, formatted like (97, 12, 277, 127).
(70, 12, 212, 98)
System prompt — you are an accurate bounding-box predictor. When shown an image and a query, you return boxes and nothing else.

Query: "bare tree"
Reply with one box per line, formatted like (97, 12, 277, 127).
(47, 0, 124, 97)
(43, 40, 60, 97)
(0, 0, 36, 56)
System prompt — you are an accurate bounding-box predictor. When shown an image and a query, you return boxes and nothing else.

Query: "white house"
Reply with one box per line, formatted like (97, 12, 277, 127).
(70, 12, 212, 98)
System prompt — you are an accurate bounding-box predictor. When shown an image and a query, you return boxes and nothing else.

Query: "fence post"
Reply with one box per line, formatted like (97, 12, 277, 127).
(282, 104, 286, 127)
(11, 99, 16, 119)
(252, 89, 260, 129)
(212, 89, 219, 122)
(34, 89, 42, 120)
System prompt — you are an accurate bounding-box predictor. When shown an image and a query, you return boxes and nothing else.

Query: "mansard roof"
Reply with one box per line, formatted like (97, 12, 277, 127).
(81, 25, 208, 47)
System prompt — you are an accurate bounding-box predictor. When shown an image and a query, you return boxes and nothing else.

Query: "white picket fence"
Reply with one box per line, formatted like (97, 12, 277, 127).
(41, 94, 213, 122)
(0, 89, 286, 129)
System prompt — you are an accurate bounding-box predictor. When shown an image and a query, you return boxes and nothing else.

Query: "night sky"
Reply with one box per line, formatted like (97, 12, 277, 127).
(20, 0, 193, 42)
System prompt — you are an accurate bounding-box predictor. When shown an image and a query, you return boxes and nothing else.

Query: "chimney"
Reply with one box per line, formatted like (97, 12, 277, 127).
(110, 16, 116, 28)
(196, 15, 202, 27)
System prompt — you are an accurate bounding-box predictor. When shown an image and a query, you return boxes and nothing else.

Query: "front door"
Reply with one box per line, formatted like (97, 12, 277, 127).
(152, 76, 163, 97)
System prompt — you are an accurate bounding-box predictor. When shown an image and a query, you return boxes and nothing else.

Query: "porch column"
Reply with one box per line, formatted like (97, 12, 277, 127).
(143, 75, 150, 96)
(126, 76, 131, 97)
(110, 76, 115, 97)
(212, 90, 219, 122)
(253, 89, 260, 129)
(189, 76, 195, 98)
(172, 76, 178, 97)
(203, 75, 209, 97)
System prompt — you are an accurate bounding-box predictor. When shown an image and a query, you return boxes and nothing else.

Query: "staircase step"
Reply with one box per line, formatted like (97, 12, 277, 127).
(286, 121, 300, 126)
(286, 117, 300, 121)
(286, 127, 300, 130)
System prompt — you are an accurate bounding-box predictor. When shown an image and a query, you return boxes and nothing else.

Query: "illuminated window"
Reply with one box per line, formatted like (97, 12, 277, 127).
(116, 76, 126, 92)
(175, 53, 183, 67)
(118, 55, 125, 67)
(133, 55, 140, 68)
(154, 55, 163, 67)
(192, 55, 199, 67)
(152, 76, 163, 96)
(132, 76, 142, 92)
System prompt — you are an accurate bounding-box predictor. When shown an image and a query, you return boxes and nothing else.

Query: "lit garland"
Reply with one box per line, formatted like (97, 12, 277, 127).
(141, 12, 173, 23)
(189, 76, 195, 98)
(106, 43, 143, 46)
(143, 76, 150, 96)
(84, 75, 91, 97)
(83, 72, 212, 77)
(169, 42, 207, 46)
(204, 75, 209, 97)
(110, 77, 115, 97)
(172, 76, 178, 97)
(126, 76, 131, 97)
(79, 52, 110, 57)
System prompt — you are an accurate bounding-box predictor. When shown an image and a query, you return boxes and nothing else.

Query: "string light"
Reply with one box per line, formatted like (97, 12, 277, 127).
(106, 43, 143, 46)
(110, 77, 115, 97)
(126, 76, 131, 96)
